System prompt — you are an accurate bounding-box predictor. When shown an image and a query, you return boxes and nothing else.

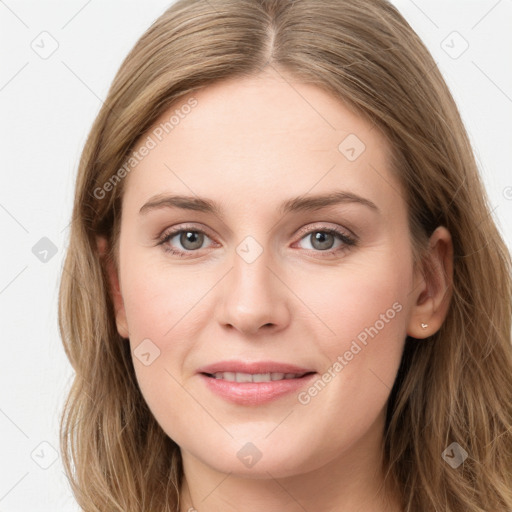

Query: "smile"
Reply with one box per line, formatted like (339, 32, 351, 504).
(206, 371, 311, 382)
(199, 372, 316, 405)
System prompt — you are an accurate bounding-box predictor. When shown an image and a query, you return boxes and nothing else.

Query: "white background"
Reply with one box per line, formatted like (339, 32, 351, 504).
(0, 1, 511, 510)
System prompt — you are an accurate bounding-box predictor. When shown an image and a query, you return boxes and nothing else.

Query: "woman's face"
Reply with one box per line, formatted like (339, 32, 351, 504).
(109, 69, 423, 478)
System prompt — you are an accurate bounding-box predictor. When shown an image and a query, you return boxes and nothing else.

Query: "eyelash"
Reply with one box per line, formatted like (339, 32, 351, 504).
(157, 224, 357, 258)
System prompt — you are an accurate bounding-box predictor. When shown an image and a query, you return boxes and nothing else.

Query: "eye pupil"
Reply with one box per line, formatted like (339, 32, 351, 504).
(180, 231, 203, 250)
(311, 231, 335, 250)
(164, 228, 349, 256)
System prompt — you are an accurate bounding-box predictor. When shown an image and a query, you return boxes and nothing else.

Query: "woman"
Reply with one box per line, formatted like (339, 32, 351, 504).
(58, 0, 512, 510)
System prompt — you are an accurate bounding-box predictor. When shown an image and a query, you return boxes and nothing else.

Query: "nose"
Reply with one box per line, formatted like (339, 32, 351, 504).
(216, 247, 291, 336)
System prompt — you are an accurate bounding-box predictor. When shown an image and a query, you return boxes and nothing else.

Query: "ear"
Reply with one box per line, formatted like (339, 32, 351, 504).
(407, 226, 453, 339)
(96, 236, 129, 339)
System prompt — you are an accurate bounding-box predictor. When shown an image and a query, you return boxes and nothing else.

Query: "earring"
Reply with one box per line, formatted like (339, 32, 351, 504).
(421, 323, 428, 329)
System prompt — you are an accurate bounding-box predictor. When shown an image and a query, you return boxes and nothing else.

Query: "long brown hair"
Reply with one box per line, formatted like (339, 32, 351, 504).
(58, 0, 512, 510)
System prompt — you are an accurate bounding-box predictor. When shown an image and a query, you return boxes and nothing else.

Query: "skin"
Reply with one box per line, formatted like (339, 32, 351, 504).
(98, 67, 453, 512)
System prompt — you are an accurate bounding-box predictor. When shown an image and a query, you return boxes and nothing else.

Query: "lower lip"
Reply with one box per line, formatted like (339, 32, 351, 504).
(199, 373, 317, 405)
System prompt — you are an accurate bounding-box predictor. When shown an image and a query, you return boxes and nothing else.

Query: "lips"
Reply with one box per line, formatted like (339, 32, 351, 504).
(196, 360, 317, 405)
(197, 360, 316, 376)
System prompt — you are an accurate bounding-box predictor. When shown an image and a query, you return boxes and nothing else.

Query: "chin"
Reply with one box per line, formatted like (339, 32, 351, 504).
(182, 433, 324, 479)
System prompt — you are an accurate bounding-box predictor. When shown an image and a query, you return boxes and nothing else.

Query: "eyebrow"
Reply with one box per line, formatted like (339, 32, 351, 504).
(139, 190, 380, 217)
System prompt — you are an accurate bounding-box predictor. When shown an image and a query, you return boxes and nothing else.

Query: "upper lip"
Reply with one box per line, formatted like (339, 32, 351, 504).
(197, 360, 316, 375)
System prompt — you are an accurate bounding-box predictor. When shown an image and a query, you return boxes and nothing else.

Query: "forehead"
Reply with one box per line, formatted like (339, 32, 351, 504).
(122, 69, 404, 221)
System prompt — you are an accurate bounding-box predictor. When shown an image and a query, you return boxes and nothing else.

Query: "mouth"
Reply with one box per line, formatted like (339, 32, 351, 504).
(196, 360, 317, 405)
(201, 371, 316, 382)
(198, 365, 318, 405)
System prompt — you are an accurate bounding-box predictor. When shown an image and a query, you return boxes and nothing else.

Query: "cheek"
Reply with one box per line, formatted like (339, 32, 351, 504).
(121, 257, 212, 340)
(120, 261, 204, 436)
(293, 249, 412, 434)
(119, 256, 219, 411)
(295, 247, 411, 349)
